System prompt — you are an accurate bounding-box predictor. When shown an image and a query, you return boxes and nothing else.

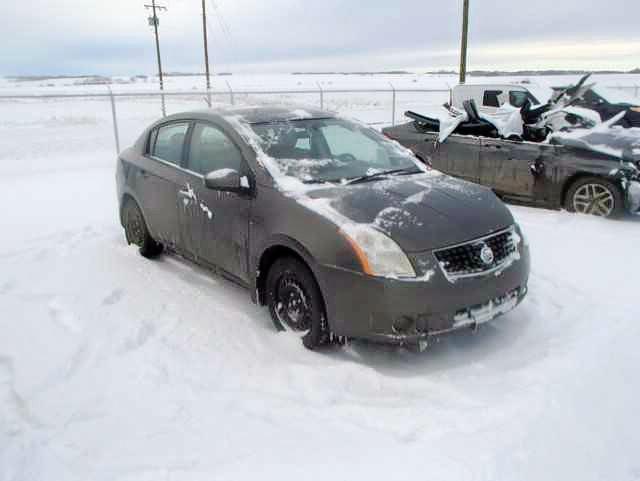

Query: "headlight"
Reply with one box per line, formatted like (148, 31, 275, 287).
(340, 224, 416, 278)
(515, 222, 528, 248)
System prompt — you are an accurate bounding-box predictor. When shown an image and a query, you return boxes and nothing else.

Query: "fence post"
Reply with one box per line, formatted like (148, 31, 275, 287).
(108, 88, 121, 155)
(389, 82, 397, 126)
(225, 80, 235, 105)
(317, 83, 324, 110)
(160, 92, 167, 117)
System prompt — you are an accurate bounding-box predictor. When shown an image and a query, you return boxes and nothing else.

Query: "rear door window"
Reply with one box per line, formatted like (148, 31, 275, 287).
(483, 90, 503, 108)
(152, 123, 190, 165)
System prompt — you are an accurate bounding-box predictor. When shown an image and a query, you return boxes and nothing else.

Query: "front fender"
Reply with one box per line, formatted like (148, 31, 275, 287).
(251, 234, 322, 301)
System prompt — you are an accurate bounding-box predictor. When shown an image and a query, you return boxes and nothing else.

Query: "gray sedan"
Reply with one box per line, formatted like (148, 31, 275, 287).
(116, 107, 530, 350)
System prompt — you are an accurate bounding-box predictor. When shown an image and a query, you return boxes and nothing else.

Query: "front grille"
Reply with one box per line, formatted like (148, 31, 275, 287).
(434, 227, 519, 281)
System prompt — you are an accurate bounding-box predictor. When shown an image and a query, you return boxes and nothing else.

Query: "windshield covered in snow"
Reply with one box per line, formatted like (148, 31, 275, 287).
(250, 118, 420, 184)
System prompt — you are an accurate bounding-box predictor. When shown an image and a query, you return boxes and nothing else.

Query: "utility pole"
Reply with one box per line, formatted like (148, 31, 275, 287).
(145, 0, 167, 115)
(459, 0, 470, 84)
(202, 0, 212, 93)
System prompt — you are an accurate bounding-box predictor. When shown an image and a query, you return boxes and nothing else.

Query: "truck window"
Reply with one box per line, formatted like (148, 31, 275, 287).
(483, 90, 502, 108)
(509, 91, 528, 108)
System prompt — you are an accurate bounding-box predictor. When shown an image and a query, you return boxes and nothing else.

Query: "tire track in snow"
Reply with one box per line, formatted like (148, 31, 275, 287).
(0, 356, 43, 433)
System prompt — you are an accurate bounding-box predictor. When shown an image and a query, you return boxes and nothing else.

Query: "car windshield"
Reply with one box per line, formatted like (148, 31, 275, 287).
(250, 118, 421, 184)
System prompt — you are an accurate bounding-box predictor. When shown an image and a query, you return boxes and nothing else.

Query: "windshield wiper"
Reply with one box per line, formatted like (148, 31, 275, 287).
(302, 178, 343, 185)
(346, 167, 422, 185)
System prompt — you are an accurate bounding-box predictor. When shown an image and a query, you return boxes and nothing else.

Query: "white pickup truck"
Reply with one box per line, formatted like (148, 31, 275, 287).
(451, 82, 602, 132)
(451, 83, 553, 113)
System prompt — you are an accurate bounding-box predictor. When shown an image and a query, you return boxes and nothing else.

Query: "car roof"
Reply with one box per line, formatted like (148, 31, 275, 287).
(164, 105, 335, 125)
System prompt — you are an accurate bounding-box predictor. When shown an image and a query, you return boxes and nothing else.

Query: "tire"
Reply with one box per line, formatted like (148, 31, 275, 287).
(265, 257, 329, 349)
(564, 177, 625, 218)
(122, 199, 163, 258)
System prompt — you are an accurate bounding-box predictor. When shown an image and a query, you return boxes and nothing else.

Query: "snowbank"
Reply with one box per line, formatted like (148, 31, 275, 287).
(1, 92, 640, 481)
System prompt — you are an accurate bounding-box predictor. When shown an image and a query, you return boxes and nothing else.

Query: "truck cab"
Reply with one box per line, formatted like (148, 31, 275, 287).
(452, 83, 550, 114)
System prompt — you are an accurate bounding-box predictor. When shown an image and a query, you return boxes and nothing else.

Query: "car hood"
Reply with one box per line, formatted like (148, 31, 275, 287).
(302, 173, 514, 252)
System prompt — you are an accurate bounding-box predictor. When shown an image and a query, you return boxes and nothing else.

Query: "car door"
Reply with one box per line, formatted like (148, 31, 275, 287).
(140, 121, 190, 248)
(183, 122, 252, 283)
(479, 137, 553, 201)
(440, 133, 482, 183)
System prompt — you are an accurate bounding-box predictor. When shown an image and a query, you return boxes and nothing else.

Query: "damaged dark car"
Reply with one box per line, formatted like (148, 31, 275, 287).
(384, 102, 640, 218)
(116, 107, 530, 351)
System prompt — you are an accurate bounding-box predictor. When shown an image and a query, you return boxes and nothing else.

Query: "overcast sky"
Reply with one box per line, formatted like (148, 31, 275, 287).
(1, 0, 639, 76)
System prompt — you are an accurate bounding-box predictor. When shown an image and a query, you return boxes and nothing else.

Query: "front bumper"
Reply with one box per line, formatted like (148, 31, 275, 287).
(318, 243, 530, 345)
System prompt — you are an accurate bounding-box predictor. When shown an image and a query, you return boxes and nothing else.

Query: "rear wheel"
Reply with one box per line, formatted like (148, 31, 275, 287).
(565, 177, 624, 218)
(123, 200, 163, 258)
(265, 257, 329, 349)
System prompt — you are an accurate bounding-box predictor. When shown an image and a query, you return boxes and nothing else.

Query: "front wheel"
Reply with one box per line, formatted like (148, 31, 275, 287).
(122, 200, 163, 258)
(565, 177, 624, 218)
(265, 257, 329, 349)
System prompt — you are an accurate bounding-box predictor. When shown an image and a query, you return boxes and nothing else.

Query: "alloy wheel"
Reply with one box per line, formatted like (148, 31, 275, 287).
(572, 183, 615, 217)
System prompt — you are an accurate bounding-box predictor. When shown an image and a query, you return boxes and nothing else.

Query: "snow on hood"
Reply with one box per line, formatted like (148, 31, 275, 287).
(300, 175, 513, 252)
(549, 112, 640, 160)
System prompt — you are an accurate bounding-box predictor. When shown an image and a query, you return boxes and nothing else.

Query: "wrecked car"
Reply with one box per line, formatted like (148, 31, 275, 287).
(116, 106, 530, 350)
(384, 105, 640, 218)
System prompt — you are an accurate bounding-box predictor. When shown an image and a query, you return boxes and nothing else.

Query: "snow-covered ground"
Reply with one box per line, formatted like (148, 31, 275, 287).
(1, 74, 640, 481)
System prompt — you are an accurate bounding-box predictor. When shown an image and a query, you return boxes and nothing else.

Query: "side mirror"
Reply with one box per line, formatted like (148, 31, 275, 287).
(204, 169, 249, 193)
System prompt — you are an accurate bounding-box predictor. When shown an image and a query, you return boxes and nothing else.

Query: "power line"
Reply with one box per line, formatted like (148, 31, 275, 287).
(209, 0, 232, 42)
